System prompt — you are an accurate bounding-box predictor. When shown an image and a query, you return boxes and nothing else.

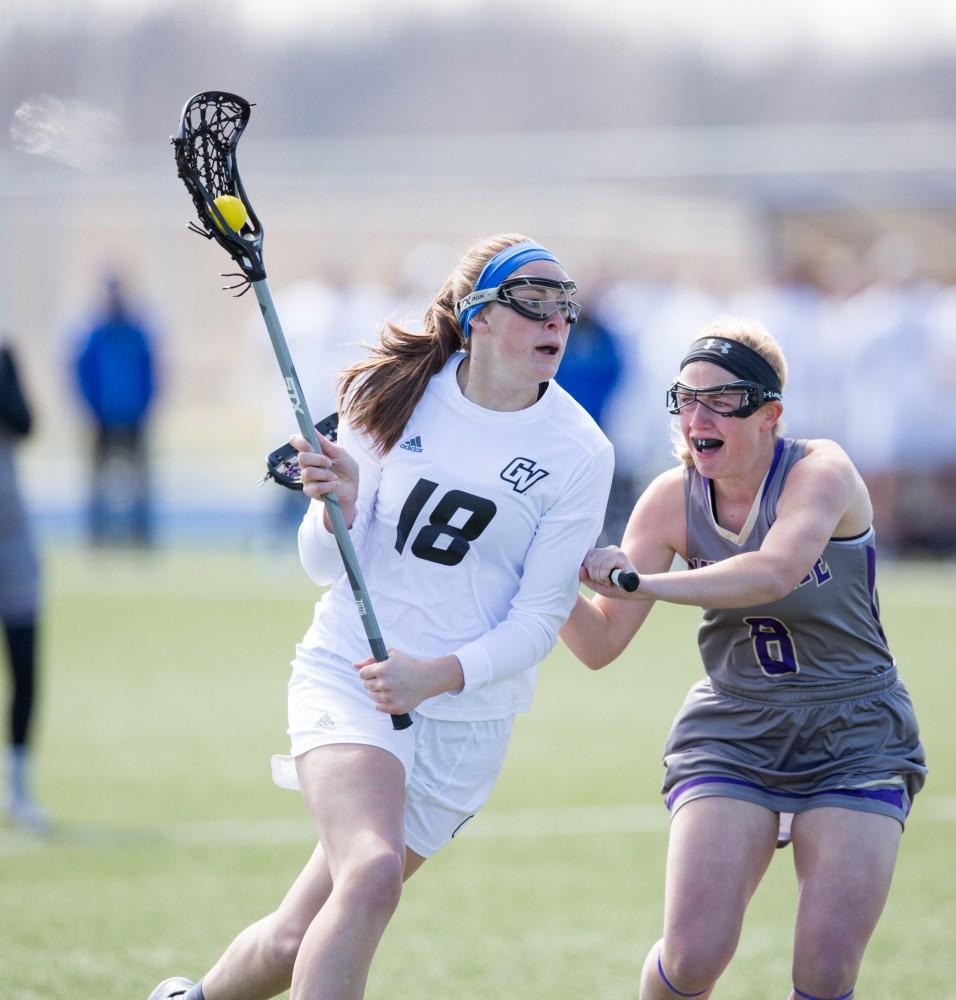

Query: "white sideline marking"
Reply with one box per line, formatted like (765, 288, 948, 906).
(167, 804, 669, 844)
(158, 795, 956, 844)
(471, 803, 668, 837)
(3, 797, 953, 851)
(115, 805, 671, 848)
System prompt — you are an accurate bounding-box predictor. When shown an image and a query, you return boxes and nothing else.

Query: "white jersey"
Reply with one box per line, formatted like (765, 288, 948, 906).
(298, 351, 614, 721)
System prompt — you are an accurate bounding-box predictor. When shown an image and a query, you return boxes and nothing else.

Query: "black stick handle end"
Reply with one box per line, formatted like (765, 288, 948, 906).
(610, 568, 640, 592)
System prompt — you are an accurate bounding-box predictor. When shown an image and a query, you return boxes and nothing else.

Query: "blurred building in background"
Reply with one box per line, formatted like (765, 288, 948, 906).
(2, 6, 956, 553)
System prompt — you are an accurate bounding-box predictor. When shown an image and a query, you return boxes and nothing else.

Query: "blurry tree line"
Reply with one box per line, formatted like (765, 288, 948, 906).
(4, 6, 956, 143)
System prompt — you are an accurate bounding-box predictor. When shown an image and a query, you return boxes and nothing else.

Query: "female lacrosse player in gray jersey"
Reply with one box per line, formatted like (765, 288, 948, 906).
(562, 316, 926, 1000)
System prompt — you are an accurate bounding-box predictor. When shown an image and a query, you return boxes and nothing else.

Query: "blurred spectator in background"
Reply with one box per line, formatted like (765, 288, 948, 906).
(555, 292, 625, 541)
(851, 234, 952, 556)
(599, 273, 723, 544)
(0, 332, 47, 831)
(555, 302, 623, 429)
(814, 235, 936, 553)
(73, 274, 157, 547)
(254, 273, 389, 542)
(729, 260, 823, 442)
(917, 282, 956, 554)
(584, 239, 956, 559)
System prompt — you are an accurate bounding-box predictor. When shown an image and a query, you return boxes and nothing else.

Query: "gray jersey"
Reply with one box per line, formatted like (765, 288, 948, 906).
(683, 437, 894, 694)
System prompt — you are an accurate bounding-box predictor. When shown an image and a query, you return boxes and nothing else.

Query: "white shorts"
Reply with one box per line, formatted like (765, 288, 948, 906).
(271, 647, 515, 857)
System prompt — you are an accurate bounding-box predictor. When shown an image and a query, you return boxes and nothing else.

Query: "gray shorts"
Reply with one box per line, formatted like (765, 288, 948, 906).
(661, 667, 927, 826)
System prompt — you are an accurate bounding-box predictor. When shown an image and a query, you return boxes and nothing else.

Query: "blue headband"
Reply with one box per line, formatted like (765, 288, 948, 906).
(457, 240, 563, 338)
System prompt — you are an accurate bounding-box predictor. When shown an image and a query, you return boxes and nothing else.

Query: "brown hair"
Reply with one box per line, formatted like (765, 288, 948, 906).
(672, 316, 788, 466)
(339, 232, 534, 454)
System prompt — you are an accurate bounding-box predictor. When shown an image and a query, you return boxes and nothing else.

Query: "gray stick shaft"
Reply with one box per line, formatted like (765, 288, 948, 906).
(252, 279, 388, 661)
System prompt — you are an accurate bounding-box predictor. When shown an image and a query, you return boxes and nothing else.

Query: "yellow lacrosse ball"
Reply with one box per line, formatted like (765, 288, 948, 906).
(211, 194, 247, 234)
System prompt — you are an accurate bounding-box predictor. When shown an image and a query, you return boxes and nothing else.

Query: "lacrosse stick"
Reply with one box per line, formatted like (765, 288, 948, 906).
(172, 91, 411, 730)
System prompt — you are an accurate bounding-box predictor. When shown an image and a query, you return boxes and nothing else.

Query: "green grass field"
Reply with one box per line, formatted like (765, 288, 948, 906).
(3, 547, 954, 999)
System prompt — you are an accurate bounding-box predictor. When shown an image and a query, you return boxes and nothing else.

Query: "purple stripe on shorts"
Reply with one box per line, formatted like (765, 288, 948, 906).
(665, 775, 904, 812)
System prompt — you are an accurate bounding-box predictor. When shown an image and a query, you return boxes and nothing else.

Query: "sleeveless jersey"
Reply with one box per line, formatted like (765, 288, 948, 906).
(683, 437, 894, 694)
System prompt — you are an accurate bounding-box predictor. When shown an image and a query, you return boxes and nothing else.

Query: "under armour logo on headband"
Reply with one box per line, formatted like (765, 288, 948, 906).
(680, 334, 782, 396)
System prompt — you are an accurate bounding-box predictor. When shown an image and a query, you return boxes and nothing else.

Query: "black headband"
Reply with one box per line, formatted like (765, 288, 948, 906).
(680, 336, 782, 393)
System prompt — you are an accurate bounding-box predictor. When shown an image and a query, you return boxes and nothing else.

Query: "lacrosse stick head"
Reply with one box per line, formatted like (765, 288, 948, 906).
(172, 91, 266, 291)
(264, 413, 340, 490)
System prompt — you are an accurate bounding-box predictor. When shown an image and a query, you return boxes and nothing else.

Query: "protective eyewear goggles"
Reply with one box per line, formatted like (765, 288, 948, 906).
(666, 380, 781, 418)
(456, 276, 581, 324)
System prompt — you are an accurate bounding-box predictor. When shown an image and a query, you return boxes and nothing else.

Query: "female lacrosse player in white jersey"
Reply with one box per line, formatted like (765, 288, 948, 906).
(149, 234, 613, 1000)
(561, 317, 925, 1000)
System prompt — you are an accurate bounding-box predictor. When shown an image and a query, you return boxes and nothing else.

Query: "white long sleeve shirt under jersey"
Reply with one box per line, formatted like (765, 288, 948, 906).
(298, 351, 614, 721)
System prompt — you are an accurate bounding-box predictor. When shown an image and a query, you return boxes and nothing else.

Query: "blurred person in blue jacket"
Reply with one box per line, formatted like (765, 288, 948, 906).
(556, 296, 625, 541)
(555, 306, 622, 429)
(73, 274, 157, 546)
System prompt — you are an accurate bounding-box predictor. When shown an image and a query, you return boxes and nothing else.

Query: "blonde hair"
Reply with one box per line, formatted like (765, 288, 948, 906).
(671, 316, 787, 466)
(339, 233, 533, 454)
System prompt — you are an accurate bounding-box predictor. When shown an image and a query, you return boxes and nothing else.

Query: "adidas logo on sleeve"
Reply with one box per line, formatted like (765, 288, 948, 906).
(400, 435, 423, 453)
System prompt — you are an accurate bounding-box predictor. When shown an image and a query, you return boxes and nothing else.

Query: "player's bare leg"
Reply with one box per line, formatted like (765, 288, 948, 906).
(288, 743, 409, 1000)
(197, 840, 333, 1000)
(638, 797, 778, 999)
(787, 808, 901, 1000)
(196, 840, 426, 1000)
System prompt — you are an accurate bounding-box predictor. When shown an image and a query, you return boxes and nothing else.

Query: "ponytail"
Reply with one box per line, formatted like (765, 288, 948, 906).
(339, 233, 533, 454)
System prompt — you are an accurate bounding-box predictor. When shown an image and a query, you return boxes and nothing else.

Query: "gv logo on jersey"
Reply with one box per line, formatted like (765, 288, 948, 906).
(500, 457, 550, 493)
